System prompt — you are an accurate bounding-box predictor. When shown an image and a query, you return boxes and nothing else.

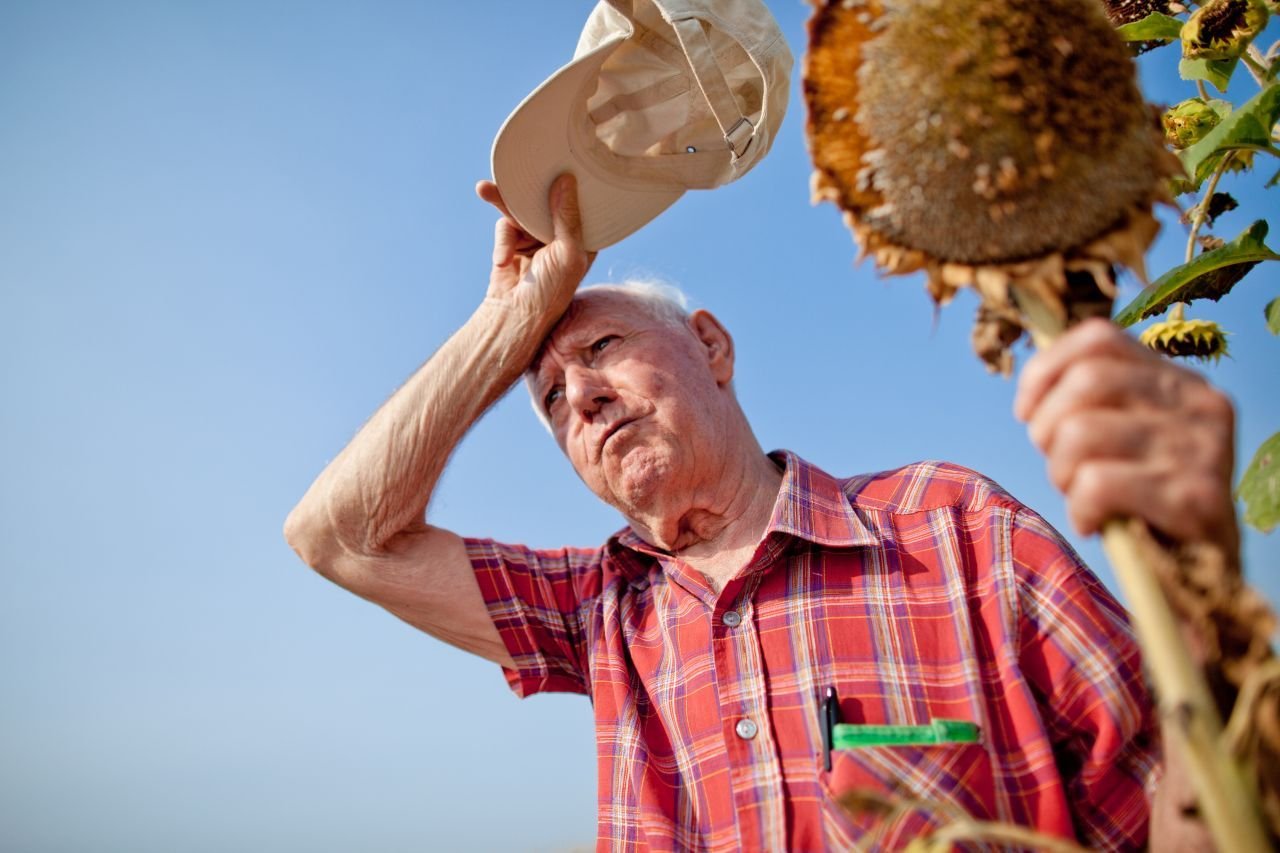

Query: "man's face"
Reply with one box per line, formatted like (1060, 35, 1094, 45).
(528, 290, 734, 518)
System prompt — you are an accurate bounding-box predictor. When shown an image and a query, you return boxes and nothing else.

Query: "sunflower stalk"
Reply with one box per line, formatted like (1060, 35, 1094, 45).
(1172, 150, 1237, 325)
(1012, 284, 1271, 853)
(1186, 151, 1235, 265)
(804, 0, 1276, 842)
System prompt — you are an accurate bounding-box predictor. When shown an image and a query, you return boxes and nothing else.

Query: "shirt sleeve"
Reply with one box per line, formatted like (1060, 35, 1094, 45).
(463, 537, 603, 699)
(1010, 508, 1157, 851)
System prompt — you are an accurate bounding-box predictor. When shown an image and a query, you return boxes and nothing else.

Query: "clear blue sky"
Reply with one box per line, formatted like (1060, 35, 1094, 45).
(2, 2, 1276, 850)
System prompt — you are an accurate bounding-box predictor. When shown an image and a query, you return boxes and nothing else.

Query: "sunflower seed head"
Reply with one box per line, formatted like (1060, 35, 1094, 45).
(1139, 317, 1231, 360)
(1181, 0, 1270, 61)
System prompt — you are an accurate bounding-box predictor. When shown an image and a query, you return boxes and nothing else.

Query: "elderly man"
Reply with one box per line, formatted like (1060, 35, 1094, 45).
(285, 175, 1237, 850)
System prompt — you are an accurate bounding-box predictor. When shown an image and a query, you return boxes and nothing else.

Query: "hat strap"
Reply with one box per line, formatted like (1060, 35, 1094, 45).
(668, 17, 754, 159)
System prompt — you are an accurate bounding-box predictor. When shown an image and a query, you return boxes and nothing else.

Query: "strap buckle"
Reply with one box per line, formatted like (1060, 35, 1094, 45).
(724, 116, 754, 159)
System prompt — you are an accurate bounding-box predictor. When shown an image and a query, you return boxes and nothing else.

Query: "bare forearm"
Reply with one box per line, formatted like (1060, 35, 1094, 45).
(286, 299, 547, 565)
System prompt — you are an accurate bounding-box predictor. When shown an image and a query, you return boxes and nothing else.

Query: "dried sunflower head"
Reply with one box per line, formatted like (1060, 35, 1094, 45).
(1102, 0, 1173, 27)
(1103, 0, 1175, 54)
(1182, 0, 1270, 61)
(805, 0, 1181, 373)
(1138, 317, 1230, 360)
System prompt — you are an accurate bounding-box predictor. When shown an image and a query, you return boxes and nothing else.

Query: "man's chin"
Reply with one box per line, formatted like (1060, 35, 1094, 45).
(603, 448, 672, 513)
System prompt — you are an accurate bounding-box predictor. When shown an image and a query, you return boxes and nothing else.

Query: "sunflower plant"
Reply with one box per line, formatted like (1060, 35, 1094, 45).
(803, 0, 1279, 848)
(1107, 0, 1280, 537)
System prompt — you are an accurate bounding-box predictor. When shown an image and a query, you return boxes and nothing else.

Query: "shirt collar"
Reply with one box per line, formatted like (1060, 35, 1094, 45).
(761, 449, 880, 548)
(606, 450, 880, 577)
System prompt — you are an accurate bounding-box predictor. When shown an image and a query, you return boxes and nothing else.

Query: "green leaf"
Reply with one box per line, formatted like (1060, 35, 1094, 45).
(1237, 432, 1280, 533)
(1115, 11, 1185, 42)
(1205, 98, 1235, 122)
(1179, 55, 1240, 92)
(1266, 297, 1280, 335)
(1114, 221, 1280, 326)
(1178, 84, 1280, 188)
(1267, 164, 1280, 188)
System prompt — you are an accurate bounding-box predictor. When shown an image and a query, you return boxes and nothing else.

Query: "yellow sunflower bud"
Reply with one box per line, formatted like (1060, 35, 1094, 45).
(1163, 98, 1222, 149)
(1138, 317, 1230, 360)
(1181, 0, 1269, 61)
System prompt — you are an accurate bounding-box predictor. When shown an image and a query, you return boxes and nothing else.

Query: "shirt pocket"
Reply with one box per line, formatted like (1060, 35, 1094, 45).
(818, 742, 996, 851)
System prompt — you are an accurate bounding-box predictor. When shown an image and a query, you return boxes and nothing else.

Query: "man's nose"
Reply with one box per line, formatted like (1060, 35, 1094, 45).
(564, 365, 615, 420)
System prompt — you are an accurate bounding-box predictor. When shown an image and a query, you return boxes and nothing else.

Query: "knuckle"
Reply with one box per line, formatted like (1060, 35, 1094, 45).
(1169, 481, 1214, 539)
(1046, 454, 1073, 492)
(1072, 464, 1109, 506)
(1196, 385, 1235, 425)
(1066, 470, 1105, 534)
(1066, 464, 1115, 533)
(1153, 365, 1187, 406)
(1082, 316, 1117, 339)
(1066, 359, 1110, 396)
(1027, 412, 1056, 452)
(1076, 317, 1120, 351)
(1051, 415, 1092, 461)
(562, 249, 590, 280)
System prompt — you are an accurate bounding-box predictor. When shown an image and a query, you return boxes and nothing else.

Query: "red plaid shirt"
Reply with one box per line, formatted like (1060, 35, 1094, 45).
(467, 452, 1155, 851)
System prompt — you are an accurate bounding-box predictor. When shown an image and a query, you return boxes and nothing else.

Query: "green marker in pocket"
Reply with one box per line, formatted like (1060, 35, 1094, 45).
(821, 686, 979, 769)
(832, 718, 980, 750)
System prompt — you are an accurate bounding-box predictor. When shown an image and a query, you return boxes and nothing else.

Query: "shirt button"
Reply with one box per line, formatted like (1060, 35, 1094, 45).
(735, 718, 759, 740)
(721, 610, 743, 628)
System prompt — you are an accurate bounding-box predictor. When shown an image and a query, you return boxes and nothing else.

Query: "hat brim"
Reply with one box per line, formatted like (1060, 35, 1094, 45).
(491, 36, 685, 253)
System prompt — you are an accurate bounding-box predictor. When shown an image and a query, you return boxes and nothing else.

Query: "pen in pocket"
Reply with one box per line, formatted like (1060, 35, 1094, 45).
(820, 685, 980, 763)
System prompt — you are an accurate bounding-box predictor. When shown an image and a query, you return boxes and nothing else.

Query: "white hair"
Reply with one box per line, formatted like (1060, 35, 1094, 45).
(576, 279, 691, 328)
(524, 279, 694, 432)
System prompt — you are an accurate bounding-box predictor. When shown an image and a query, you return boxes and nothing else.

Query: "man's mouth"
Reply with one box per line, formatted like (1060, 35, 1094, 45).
(599, 417, 639, 456)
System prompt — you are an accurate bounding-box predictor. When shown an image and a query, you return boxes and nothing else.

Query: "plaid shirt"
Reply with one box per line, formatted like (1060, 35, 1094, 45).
(467, 452, 1155, 851)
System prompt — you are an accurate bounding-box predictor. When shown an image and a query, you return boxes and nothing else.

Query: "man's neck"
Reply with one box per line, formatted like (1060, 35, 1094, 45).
(630, 451, 784, 592)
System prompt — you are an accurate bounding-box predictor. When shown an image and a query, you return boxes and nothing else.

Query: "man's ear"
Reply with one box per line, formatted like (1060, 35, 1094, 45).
(688, 309, 734, 386)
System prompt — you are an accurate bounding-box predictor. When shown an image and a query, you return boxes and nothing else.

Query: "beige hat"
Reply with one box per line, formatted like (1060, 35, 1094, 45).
(491, 0, 792, 252)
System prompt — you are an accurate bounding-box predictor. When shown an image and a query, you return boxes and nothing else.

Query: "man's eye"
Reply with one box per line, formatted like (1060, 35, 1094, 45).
(592, 336, 617, 353)
(544, 387, 563, 412)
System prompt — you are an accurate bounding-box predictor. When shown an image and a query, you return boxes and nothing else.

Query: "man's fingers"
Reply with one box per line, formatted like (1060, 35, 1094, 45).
(1064, 459, 1148, 536)
(1015, 319, 1152, 422)
(1043, 409, 1149, 493)
(1025, 356, 1171, 451)
(480, 180, 534, 241)
(482, 179, 547, 267)
(1065, 458, 1227, 541)
(550, 173, 585, 246)
(487, 173, 589, 305)
(479, 175, 585, 250)
(492, 217, 517, 267)
(476, 180, 514, 221)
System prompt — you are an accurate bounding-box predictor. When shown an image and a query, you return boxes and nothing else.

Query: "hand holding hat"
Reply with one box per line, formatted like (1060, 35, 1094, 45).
(478, 174, 596, 326)
(492, 0, 792, 252)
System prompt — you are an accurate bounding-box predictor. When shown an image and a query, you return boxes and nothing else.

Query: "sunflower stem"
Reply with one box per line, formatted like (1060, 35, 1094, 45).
(1186, 151, 1234, 265)
(1010, 285, 1272, 853)
(1242, 46, 1268, 87)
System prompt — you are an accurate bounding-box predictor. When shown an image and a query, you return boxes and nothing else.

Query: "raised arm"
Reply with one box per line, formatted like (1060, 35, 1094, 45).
(283, 174, 592, 666)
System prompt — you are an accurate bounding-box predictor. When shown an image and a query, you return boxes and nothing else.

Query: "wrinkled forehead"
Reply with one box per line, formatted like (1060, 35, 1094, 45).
(527, 289, 664, 381)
